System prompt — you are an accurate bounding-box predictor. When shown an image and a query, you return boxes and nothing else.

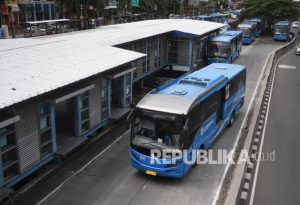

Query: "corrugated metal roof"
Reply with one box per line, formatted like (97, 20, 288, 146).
(0, 19, 224, 109)
(0, 43, 145, 109)
(28, 19, 225, 47)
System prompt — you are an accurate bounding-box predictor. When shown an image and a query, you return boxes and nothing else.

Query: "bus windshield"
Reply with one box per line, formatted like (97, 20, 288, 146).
(131, 109, 185, 150)
(208, 42, 230, 58)
(239, 27, 251, 37)
(274, 25, 289, 33)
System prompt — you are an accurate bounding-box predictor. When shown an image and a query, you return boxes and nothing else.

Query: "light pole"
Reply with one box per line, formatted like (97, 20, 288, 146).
(80, 4, 84, 29)
(9, 0, 16, 38)
(180, 0, 183, 17)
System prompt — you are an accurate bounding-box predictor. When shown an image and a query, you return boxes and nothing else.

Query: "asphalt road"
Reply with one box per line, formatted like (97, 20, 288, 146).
(17, 37, 284, 205)
(252, 42, 300, 205)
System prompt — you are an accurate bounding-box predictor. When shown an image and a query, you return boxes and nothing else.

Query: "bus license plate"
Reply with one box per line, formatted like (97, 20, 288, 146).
(146, 170, 157, 176)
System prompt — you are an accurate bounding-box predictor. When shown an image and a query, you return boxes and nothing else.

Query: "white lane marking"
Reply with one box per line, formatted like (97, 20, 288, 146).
(212, 40, 268, 205)
(278, 64, 296, 70)
(249, 48, 295, 205)
(37, 129, 131, 205)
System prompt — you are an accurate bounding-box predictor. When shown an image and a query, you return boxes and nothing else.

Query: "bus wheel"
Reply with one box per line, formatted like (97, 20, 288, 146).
(228, 112, 235, 127)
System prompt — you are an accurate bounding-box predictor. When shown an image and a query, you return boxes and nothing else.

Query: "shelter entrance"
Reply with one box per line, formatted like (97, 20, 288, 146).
(110, 71, 134, 120)
(55, 97, 83, 157)
(52, 86, 94, 158)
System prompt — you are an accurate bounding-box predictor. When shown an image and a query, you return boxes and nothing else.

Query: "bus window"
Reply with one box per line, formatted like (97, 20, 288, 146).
(208, 42, 230, 58)
(239, 28, 251, 38)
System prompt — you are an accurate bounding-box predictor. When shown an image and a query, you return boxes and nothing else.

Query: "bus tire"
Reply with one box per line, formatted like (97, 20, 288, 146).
(228, 112, 235, 127)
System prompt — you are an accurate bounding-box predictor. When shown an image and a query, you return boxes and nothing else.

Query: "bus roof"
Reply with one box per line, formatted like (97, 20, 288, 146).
(242, 21, 258, 26)
(249, 18, 262, 23)
(137, 63, 246, 115)
(210, 31, 242, 43)
(196, 15, 210, 20)
(275, 20, 289, 26)
(238, 23, 253, 28)
(209, 12, 228, 17)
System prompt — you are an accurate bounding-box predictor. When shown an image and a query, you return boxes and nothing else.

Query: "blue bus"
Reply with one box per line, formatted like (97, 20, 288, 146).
(248, 18, 263, 37)
(209, 12, 229, 24)
(129, 63, 246, 177)
(195, 15, 212, 21)
(238, 23, 255, 45)
(273, 20, 290, 41)
(207, 31, 242, 64)
(196, 13, 229, 24)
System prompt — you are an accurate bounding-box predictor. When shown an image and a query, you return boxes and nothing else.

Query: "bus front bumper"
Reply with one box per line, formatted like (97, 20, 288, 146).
(274, 34, 288, 41)
(130, 149, 185, 178)
(242, 37, 253, 45)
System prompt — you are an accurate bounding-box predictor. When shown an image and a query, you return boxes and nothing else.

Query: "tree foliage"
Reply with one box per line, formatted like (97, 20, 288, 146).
(241, 0, 300, 26)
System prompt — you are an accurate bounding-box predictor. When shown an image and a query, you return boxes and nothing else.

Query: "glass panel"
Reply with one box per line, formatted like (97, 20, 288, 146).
(81, 109, 89, 121)
(126, 86, 131, 96)
(0, 124, 16, 150)
(102, 110, 109, 120)
(0, 132, 8, 148)
(2, 149, 18, 166)
(40, 129, 52, 145)
(81, 98, 89, 109)
(39, 105, 50, 115)
(126, 96, 131, 105)
(126, 74, 131, 85)
(102, 99, 108, 109)
(3, 163, 19, 181)
(41, 143, 52, 158)
(40, 115, 50, 130)
(81, 121, 90, 132)
(101, 88, 108, 98)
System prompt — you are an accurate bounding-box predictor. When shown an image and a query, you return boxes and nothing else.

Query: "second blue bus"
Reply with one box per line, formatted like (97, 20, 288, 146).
(248, 18, 263, 37)
(273, 20, 290, 41)
(129, 63, 246, 177)
(207, 31, 242, 64)
(238, 23, 255, 45)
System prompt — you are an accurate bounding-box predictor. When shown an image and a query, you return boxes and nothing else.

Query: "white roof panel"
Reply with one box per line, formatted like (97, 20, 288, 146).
(0, 19, 224, 109)
(0, 43, 145, 109)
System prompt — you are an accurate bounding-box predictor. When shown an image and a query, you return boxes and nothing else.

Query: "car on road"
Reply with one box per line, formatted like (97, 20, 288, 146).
(296, 43, 300, 55)
(292, 21, 298, 28)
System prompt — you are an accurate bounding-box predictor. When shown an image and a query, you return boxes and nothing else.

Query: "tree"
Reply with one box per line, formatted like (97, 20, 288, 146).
(241, 0, 300, 29)
(154, 0, 180, 17)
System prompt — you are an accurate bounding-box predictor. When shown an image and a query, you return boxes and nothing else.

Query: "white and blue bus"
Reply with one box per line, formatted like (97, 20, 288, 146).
(129, 63, 246, 177)
(248, 18, 263, 37)
(238, 23, 255, 45)
(273, 20, 290, 41)
(207, 31, 242, 64)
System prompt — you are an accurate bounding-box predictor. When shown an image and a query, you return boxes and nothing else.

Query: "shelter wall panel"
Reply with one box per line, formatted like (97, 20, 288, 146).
(89, 82, 102, 129)
(178, 39, 190, 65)
(15, 104, 41, 173)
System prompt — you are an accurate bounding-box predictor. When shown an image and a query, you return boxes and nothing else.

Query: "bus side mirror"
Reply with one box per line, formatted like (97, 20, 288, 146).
(126, 108, 135, 123)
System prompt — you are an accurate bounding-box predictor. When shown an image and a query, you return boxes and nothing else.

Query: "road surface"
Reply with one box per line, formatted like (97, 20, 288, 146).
(252, 42, 300, 205)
